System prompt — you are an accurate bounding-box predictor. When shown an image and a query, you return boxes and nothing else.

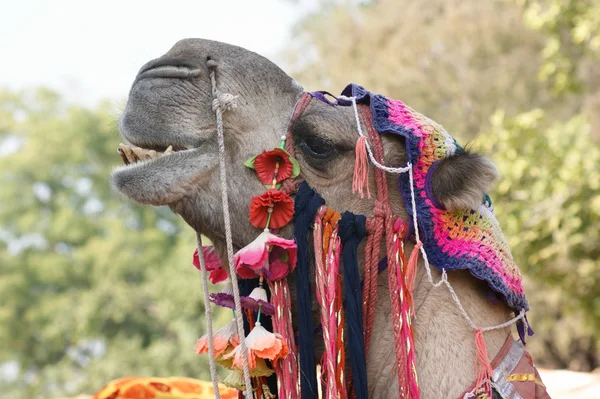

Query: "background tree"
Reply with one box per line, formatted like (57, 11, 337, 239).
(1, 1, 599, 398)
(286, 0, 599, 370)
(285, 0, 553, 137)
(0, 88, 224, 398)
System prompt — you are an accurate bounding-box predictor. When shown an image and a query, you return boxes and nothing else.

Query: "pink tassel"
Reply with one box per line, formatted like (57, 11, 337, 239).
(474, 328, 494, 396)
(268, 279, 299, 399)
(352, 136, 370, 199)
(314, 209, 346, 399)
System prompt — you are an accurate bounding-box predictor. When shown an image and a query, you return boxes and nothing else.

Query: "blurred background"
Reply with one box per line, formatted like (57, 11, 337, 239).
(1, 0, 599, 397)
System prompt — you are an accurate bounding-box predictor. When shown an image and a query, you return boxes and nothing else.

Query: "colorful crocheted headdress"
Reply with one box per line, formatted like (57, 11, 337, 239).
(340, 84, 529, 314)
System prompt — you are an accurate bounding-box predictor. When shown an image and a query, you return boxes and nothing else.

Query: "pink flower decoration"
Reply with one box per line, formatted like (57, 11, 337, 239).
(233, 231, 297, 281)
(193, 246, 228, 284)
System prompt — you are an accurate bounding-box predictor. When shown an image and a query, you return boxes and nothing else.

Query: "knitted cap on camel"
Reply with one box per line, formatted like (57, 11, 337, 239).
(340, 84, 529, 314)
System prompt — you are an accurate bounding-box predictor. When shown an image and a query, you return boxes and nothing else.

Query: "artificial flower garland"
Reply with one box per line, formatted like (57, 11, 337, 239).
(194, 138, 300, 398)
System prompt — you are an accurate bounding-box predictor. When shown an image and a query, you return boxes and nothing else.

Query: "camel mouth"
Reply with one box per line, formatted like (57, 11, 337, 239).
(117, 142, 191, 166)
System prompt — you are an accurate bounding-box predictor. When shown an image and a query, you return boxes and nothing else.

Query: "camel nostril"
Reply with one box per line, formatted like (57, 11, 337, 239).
(136, 56, 202, 81)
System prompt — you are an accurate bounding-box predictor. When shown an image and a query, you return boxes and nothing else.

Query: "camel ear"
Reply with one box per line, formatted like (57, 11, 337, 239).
(429, 149, 499, 211)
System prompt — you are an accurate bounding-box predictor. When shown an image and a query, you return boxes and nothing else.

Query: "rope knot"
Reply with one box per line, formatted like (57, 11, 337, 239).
(212, 92, 238, 113)
(372, 199, 391, 220)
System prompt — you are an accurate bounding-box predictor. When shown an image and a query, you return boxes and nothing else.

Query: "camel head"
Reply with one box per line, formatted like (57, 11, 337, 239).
(112, 38, 498, 254)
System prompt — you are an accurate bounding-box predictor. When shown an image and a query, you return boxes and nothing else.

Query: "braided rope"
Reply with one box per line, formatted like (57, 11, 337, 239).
(207, 64, 253, 398)
(194, 234, 221, 399)
(359, 103, 410, 397)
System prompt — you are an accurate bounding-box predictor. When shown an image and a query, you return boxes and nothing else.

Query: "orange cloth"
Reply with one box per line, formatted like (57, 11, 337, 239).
(92, 377, 237, 399)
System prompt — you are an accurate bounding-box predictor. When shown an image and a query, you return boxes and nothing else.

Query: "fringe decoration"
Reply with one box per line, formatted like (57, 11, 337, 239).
(314, 208, 332, 399)
(359, 102, 418, 398)
(339, 212, 368, 399)
(406, 241, 422, 295)
(293, 182, 325, 399)
(385, 217, 410, 398)
(352, 136, 371, 199)
(315, 207, 345, 399)
(363, 217, 384, 357)
(332, 245, 347, 399)
(394, 222, 419, 398)
(406, 240, 422, 316)
(268, 279, 299, 399)
(474, 328, 494, 396)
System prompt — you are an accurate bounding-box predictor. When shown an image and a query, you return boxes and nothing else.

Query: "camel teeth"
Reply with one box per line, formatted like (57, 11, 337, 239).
(164, 145, 174, 154)
(118, 143, 137, 164)
(130, 146, 147, 161)
(148, 150, 158, 159)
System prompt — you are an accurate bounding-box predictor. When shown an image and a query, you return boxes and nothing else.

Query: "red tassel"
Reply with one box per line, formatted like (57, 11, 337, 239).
(474, 328, 494, 395)
(352, 136, 370, 199)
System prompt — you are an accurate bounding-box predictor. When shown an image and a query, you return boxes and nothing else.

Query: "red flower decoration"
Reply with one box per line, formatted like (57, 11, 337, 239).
(249, 189, 294, 229)
(254, 149, 294, 185)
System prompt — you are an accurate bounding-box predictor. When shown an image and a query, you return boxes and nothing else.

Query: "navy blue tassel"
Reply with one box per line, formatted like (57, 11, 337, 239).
(339, 212, 368, 399)
(293, 182, 324, 399)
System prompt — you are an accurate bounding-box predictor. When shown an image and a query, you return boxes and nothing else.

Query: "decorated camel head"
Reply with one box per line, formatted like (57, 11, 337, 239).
(112, 39, 549, 399)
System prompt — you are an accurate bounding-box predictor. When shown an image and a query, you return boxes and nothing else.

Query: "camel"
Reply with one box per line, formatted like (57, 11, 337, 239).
(111, 38, 547, 398)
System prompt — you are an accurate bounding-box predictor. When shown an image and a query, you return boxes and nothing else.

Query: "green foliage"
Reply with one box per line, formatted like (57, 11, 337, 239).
(285, 0, 551, 138)
(518, 0, 600, 94)
(0, 89, 225, 398)
(478, 111, 600, 369)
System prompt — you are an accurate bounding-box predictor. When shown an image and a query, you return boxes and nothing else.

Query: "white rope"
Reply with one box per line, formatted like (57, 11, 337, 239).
(208, 66, 254, 398)
(339, 95, 411, 174)
(195, 233, 222, 399)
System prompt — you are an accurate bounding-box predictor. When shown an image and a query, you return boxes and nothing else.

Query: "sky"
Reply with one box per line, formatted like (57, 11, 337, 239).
(1, 0, 312, 105)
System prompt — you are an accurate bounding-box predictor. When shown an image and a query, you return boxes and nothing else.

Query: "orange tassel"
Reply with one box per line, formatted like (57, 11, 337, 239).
(406, 241, 422, 298)
(352, 136, 370, 199)
(474, 328, 494, 395)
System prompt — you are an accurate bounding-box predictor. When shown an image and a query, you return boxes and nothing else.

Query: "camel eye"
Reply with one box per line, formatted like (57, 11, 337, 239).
(300, 136, 334, 159)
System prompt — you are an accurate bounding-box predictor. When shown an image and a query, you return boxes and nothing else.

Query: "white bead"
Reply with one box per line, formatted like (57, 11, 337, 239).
(280, 135, 287, 141)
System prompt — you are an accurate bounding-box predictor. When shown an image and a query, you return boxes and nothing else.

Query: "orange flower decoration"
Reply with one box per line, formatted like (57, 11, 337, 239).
(249, 189, 294, 229)
(195, 318, 239, 358)
(223, 322, 289, 370)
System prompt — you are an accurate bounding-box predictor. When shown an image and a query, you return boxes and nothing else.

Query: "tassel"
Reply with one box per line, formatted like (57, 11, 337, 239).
(267, 279, 298, 399)
(293, 182, 324, 399)
(405, 241, 423, 302)
(352, 136, 371, 199)
(315, 208, 346, 399)
(474, 328, 494, 396)
(339, 212, 368, 399)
